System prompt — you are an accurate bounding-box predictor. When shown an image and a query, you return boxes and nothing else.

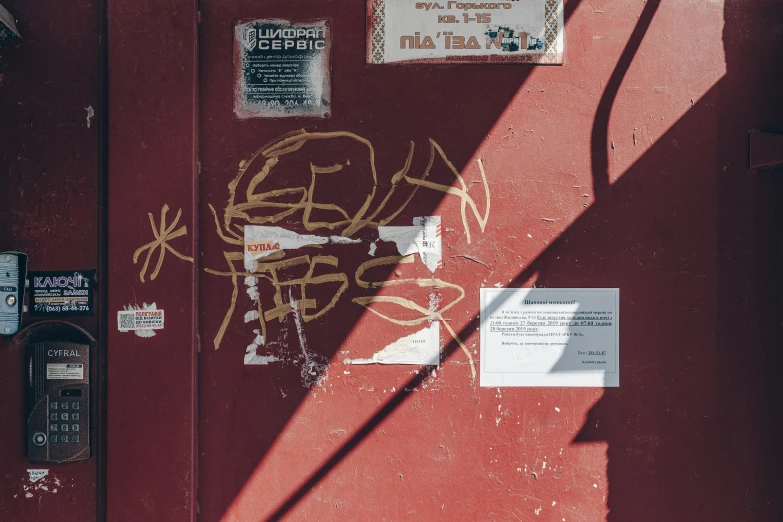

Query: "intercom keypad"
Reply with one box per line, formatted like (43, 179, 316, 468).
(27, 342, 90, 462)
(49, 399, 83, 443)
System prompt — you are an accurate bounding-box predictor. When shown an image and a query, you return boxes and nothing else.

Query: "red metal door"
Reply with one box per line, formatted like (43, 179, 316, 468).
(0, 1, 103, 520)
(102, 0, 783, 520)
(193, 0, 783, 521)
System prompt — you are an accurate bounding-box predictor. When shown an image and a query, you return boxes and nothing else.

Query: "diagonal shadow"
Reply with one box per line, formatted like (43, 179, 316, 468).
(262, 2, 670, 520)
(265, 319, 478, 522)
(200, 0, 783, 520)
(198, 1, 587, 520)
(261, 0, 783, 519)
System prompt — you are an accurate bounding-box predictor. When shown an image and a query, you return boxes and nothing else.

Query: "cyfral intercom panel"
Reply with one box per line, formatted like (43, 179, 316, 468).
(0, 251, 27, 336)
(27, 342, 90, 463)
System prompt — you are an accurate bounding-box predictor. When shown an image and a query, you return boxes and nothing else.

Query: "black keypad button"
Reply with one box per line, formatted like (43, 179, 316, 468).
(61, 424, 68, 432)
(72, 402, 80, 410)
(50, 424, 58, 432)
(72, 413, 80, 421)
(50, 413, 59, 421)
(49, 401, 58, 410)
(61, 413, 69, 421)
(51, 435, 58, 443)
(72, 435, 79, 443)
(72, 424, 79, 432)
(61, 435, 69, 443)
(60, 402, 69, 410)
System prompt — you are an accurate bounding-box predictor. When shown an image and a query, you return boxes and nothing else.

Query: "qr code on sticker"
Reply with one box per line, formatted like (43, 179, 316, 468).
(118, 311, 135, 331)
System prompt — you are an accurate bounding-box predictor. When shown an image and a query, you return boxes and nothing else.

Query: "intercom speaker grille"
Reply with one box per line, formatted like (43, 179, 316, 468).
(0, 263, 20, 324)
(30, 343, 46, 401)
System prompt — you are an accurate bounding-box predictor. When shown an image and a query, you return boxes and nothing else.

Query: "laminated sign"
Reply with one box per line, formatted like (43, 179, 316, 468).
(235, 19, 331, 118)
(367, 0, 564, 64)
(28, 270, 95, 317)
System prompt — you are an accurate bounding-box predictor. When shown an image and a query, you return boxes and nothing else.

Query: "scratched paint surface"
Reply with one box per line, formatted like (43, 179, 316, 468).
(196, 1, 783, 522)
(0, 0, 100, 520)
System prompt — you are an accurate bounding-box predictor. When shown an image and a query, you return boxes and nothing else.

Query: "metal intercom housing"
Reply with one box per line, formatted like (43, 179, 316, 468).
(0, 251, 27, 336)
(27, 341, 90, 463)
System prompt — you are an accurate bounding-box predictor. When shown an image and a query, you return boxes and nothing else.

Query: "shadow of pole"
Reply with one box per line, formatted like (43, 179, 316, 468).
(266, 320, 481, 522)
(590, 0, 662, 198)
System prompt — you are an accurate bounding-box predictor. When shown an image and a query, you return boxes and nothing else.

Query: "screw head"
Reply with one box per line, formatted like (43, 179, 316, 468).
(3, 326, 11, 334)
(6, 295, 15, 306)
(2, 255, 10, 262)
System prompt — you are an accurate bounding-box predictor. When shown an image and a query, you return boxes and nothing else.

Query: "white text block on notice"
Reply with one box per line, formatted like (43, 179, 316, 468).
(480, 288, 619, 387)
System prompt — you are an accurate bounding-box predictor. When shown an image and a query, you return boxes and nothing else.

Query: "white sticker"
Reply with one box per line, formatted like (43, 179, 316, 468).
(378, 216, 442, 272)
(118, 309, 164, 331)
(46, 364, 83, 380)
(27, 470, 49, 483)
(121, 302, 160, 337)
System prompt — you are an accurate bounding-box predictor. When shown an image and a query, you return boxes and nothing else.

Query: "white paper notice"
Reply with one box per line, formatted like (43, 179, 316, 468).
(480, 288, 619, 387)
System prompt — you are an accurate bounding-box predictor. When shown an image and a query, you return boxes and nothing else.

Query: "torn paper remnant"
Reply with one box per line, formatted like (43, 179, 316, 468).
(245, 331, 281, 365)
(27, 470, 48, 483)
(378, 216, 441, 272)
(245, 352, 280, 365)
(245, 226, 328, 269)
(348, 323, 440, 365)
(244, 226, 361, 270)
(329, 236, 361, 245)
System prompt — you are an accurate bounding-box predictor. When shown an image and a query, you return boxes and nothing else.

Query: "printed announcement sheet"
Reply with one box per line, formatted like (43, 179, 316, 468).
(480, 288, 619, 387)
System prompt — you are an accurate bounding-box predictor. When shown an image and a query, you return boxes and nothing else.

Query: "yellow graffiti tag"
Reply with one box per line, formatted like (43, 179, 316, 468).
(353, 255, 476, 379)
(133, 204, 194, 283)
(205, 130, 490, 378)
